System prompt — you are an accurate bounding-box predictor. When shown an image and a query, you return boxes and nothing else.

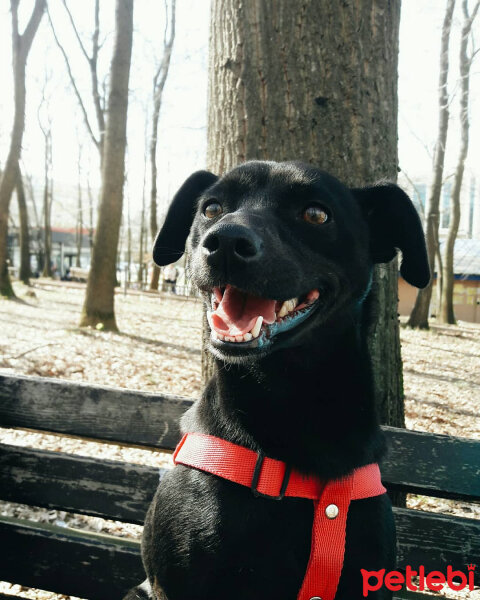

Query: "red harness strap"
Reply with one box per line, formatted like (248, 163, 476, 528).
(173, 432, 386, 600)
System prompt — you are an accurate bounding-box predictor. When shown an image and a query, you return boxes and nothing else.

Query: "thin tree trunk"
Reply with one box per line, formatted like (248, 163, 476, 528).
(87, 179, 94, 251)
(25, 172, 43, 273)
(76, 145, 83, 268)
(80, 0, 133, 330)
(16, 167, 31, 284)
(41, 130, 53, 278)
(149, 0, 176, 291)
(138, 114, 148, 285)
(0, 0, 45, 296)
(126, 194, 132, 287)
(207, 0, 404, 430)
(439, 0, 480, 324)
(408, 0, 456, 329)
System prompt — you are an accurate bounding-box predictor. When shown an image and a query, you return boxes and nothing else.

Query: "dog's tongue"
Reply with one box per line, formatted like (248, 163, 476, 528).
(211, 285, 276, 336)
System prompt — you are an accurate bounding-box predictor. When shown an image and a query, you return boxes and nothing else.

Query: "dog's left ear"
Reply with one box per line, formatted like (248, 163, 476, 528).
(153, 170, 218, 266)
(351, 183, 430, 288)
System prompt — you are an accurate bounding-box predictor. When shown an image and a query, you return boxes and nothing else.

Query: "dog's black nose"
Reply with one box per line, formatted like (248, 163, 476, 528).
(203, 224, 262, 263)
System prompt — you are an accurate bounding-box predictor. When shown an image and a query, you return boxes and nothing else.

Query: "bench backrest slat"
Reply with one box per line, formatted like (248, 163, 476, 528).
(0, 373, 189, 449)
(0, 443, 157, 524)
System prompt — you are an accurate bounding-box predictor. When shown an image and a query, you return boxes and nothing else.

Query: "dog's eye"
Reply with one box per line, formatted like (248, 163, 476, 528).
(303, 206, 329, 225)
(204, 202, 223, 219)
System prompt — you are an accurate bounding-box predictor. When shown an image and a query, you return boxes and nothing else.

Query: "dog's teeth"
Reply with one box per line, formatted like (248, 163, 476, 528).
(206, 310, 213, 329)
(288, 299, 298, 312)
(243, 332, 252, 342)
(218, 333, 225, 341)
(251, 316, 263, 338)
(278, 302, 288, 318)
(235, 335, 243, 342)
(226, 336, 235, 342)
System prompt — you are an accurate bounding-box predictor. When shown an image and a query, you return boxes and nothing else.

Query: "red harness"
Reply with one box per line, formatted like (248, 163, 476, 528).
(173, 432, 386, 600)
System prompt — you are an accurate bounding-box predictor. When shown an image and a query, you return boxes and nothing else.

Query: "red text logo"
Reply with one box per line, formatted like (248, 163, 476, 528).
(361, 564, 476, 596)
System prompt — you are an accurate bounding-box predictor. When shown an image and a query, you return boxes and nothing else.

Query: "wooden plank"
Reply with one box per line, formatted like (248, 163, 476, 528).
(0, 373, 192, 449)
(394, 507, 480, 587)
(382, 426, 480, 501)
(0, 516, 143, 600)
(2, 374, 480, 500)
(0, 444, 159, 524)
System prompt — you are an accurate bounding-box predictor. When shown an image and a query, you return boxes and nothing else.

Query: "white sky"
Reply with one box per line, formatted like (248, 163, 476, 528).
(0, 0, 479, 223)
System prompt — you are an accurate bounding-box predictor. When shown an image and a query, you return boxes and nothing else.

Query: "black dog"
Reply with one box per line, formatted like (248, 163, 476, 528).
(125, 161, 429, 600)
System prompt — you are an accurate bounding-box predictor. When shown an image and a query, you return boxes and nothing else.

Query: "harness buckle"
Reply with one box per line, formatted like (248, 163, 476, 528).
(250, 451, 291, 500)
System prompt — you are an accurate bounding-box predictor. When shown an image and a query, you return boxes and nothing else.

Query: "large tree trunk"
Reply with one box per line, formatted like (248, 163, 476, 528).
(207, 0, 403, 429)
(80, 0, 133, 330)
(408, 0, 456, 329)
(149, 0, 176, 291)
(439, 0, 479, 324)
(0, 0, 45, 296)
(16, 167, 31, 284)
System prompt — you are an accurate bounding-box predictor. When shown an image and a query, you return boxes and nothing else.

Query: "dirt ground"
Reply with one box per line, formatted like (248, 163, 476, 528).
(1, 280, 479, 599)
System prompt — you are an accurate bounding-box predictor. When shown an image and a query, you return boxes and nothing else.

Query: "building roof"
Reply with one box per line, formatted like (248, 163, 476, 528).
(440, 238, 480, 277)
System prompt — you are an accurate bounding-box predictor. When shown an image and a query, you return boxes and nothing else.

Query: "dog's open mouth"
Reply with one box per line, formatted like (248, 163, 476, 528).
(206, 285, 320, 347)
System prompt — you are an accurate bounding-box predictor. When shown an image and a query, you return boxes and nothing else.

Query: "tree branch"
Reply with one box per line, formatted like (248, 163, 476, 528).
(61, 0, 90, 62)
(46, 4, 100, 151)
(90, 0, 105, 152)
(19, 0, 46, 57)
(10, 0, 20, 41)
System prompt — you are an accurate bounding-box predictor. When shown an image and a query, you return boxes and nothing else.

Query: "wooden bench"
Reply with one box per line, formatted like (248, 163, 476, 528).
(0, 373, 479, 599)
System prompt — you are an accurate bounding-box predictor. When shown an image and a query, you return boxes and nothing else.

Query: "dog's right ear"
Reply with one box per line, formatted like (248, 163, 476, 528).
(153, 170, 218, 266)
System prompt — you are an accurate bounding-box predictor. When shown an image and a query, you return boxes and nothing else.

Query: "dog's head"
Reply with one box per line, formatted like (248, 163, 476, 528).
(153, 161, 429, 362)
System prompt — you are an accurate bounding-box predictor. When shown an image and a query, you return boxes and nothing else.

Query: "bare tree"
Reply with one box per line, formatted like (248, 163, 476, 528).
(23, 170, 43, 273)
(80, 0, 134, 330)
(408, 0, 457, 329)
(37, 71, 54, 277)
(0, 0, 45, 297)
(149, 0, 176, 291)
(76, 142, 84, 268)
(16, 167, 31, 284)
(87, 179, 95, 251)
(138, 108, 149, 285)
(439, 0, 480, 323)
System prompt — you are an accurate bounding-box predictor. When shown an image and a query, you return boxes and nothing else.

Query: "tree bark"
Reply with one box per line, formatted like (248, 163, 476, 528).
(408, 0, 456, 329)
(16, 167, 31, 284)
(149, 0, 176, 291)
(207, 0, 404, 429)
(0, 0, 45, 296)
(80, 0, 133, 330)
(439, 0, 479, 324)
